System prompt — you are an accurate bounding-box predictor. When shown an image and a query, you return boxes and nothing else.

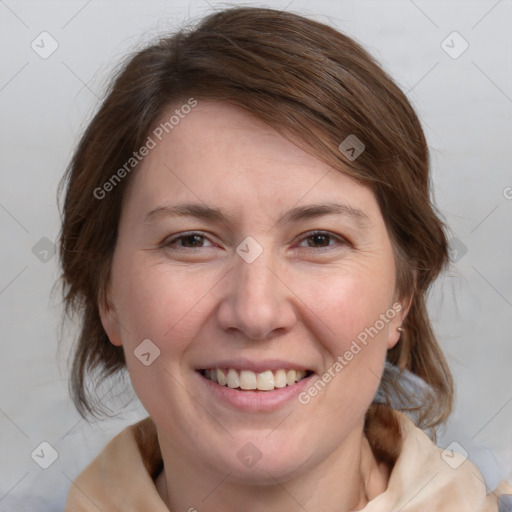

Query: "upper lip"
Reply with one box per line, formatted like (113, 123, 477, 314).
(196, 358, 315, 374)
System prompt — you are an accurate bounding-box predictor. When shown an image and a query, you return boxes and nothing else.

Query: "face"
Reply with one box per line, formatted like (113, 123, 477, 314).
(101, 101, 406, 482)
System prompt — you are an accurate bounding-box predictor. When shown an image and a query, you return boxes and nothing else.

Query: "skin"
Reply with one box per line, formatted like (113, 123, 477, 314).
(100, 101, 408, 511)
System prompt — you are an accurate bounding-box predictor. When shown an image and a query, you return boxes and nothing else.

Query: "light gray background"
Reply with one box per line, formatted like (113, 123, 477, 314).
(1, 0, 511, 509)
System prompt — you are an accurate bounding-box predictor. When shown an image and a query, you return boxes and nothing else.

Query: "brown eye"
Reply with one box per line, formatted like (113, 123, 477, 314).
(180, 234, 205, 247)
(165, 232, 213, 249)
(306, 233, 331, 247)
(298, 231, 345, 249)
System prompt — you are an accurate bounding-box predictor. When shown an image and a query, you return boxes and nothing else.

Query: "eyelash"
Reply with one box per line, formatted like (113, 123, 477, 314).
(162, 230, 349, 251)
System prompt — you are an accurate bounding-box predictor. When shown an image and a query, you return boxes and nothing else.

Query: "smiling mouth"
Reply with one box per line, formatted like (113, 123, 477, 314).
(199, 368, 313, 391)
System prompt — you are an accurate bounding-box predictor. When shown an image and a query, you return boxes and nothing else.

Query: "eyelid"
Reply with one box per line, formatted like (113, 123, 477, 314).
(161, 229, 350, 251)
(294, 230, 349, 249)
(162, 231, 217, 248)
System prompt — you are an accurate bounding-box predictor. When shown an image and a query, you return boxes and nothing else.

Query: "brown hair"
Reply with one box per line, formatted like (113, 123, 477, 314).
(59, 7, 453, 440)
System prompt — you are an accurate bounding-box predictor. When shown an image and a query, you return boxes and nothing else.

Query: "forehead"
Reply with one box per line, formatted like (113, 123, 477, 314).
(123, 101, 382, 224)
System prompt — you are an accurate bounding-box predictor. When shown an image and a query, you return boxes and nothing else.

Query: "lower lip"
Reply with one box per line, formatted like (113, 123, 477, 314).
(197, 372, 315, 412)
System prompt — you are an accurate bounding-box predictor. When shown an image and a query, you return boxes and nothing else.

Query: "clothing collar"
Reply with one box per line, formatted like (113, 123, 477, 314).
(65, 410, 500, 511)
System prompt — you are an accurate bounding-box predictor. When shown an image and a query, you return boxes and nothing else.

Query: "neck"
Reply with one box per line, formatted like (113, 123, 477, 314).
(155, 426, 390, 512)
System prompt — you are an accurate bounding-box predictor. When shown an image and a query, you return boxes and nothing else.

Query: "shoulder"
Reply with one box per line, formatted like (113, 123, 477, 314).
(375, 409, 500, 511)
(64, 417, 165, 511)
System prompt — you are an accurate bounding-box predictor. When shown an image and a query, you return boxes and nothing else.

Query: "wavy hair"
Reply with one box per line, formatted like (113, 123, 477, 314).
(59, 7, 453, 452)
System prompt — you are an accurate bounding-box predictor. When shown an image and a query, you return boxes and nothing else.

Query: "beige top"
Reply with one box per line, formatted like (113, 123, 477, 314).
(65, 411, 509, 511)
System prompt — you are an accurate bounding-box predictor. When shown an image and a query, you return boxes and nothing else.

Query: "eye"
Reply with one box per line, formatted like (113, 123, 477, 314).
(296, 230, 347, 249)
(163, 232, 215, 249)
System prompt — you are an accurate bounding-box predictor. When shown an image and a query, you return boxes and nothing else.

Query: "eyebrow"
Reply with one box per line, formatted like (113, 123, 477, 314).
(144, 201, 370, 227)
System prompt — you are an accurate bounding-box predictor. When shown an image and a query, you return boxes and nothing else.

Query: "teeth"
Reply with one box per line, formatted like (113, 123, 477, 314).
(295, 370, 306, 382)
(274, 369, 287, 388)
(217, 369, 227, 386)
(257, 370, 274, 391)
(240, 370, 257, 390)
(226, 369, 240, 388)
(204, 368, 310, 391)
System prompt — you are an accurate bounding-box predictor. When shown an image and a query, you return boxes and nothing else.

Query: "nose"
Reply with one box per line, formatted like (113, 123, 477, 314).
(216, 247, 297, 340)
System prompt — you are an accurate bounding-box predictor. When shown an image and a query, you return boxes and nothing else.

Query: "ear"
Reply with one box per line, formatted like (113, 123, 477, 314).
(386, 295, 412, 350)
(99, 296, 123, 347)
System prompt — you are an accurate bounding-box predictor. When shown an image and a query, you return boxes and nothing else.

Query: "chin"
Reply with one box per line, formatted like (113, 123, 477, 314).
(203, 433, 318, 484)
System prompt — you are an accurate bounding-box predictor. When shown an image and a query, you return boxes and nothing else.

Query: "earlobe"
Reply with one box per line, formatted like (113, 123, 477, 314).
(387, 325, 404, 350)
(386, 298, 412, 349)
(99, 298, 123, 347)
(387, 325, 402, 350)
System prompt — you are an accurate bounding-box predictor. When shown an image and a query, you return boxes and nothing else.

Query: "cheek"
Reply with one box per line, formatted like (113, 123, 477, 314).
(299, 262, 396, 351)
(293, 260, 396, 413)
(111, 256, 222, 356)
(110, 259, 211, 416)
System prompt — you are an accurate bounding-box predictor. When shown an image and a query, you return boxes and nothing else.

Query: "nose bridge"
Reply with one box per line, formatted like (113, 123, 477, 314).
(217, 241, 295, 339)
(238, 249, 275, 300)
(236, 245, 279, 315)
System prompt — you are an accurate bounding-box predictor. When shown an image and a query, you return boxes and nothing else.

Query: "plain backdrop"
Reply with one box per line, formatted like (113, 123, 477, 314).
(1, 0, 511, 509)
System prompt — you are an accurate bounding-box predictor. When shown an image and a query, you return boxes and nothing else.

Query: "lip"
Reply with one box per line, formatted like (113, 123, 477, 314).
(196, 369, 315, 412)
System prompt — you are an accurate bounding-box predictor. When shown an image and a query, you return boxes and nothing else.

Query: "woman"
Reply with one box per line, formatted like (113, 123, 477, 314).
(59, 6, 508, 511)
